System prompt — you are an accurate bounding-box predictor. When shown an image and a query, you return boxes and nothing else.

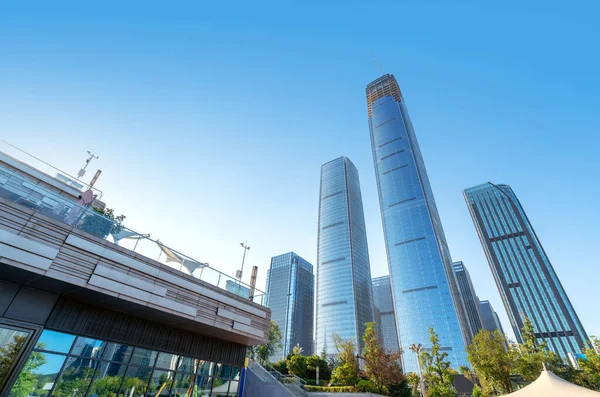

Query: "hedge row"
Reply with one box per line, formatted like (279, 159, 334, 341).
(304, 385, 356, 392)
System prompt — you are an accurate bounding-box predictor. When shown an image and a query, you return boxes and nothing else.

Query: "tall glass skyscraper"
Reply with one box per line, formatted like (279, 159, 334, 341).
(372, 275, 400, 353)
(316, 157, 374, 356)
(453, 261, 484, 339)
(479, 300, 504, 334)
(265, 252, 314, 360)
(367, 74, 469, 372)
(464, 183, 589, 359)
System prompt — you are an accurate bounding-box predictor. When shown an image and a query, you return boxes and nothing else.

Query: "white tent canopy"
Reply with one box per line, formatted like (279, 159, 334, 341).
(501, 369, 600, 397)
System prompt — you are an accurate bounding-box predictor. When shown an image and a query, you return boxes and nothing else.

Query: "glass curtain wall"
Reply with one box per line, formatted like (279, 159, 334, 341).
(7, 330, 240, 397)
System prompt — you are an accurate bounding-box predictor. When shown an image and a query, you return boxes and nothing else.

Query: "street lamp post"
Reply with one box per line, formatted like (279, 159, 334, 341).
(410, 343, 425, 397)
(237, 242, 250, 281)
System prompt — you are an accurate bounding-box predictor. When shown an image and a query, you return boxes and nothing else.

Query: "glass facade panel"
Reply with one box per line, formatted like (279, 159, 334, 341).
(52, 356, 98, 397)
(175, 357, 196, 373)
(103, 343, 134, 363)
(6, 331, 241, 397)
(265, 252, 314, 360)
(146, 370, 174, 397)
(452, 262, 484, 338)
(88, 361, 127, 397)
(121, 366, 151, 397)
(367, 74, 470, 372)
(196, 361, 214, 377)
(193, 376, 212, 396)
(36, 331, 76, 353)
(371, 276, 400, 353)
(155, 353, 179, 371)
(129, 349, 158, 368)
(70, 337, 107, 359)
(316, 157, 374, 357)
(0, 326, 31, 391)
(464, 182, 589, 359)
(170, 372, 194, 397)
(9, 352, 67, 397)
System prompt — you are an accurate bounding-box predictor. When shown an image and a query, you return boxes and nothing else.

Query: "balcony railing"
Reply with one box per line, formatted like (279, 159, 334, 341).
(0, 140, 103, 198)
(0, 162, 266, 306)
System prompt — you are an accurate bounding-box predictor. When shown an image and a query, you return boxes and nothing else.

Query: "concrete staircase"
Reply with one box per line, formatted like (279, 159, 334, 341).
(244, 359, 307, 397)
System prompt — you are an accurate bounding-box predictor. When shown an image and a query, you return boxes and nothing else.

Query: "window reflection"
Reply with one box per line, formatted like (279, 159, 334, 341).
(7, 331, 240, 397)
(70, 337, 106, 359)
(146, 370, 174, 397)
(129, 349, 158, 368)
(193, 377, 212, 397)
(9, 352, 67, 397)
(103, 343, 134, 364)
(52, 356, 97, 397)
(169, 372, 194, 397)
(0, 326, 30, 391)
(175, 357, 196, 374)
(196, 361, 213, 377)
(121, 366, 151, 397)
(155, 353, 179, 371)
(36, 331, 75, 353)
(87, 362, 127, 397)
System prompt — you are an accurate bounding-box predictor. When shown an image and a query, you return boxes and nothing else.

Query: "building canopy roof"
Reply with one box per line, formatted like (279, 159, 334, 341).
(501, 369, 600, 397)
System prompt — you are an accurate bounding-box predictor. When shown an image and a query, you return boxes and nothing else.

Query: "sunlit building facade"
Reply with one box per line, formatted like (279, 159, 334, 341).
(316, 157, 374, 357)
(372, 276, 400, 353)
(453, 261, 484, 338)
(464, 182, 589, 359)
(367, 74, 470, 372)
(265, 252, 314, 360)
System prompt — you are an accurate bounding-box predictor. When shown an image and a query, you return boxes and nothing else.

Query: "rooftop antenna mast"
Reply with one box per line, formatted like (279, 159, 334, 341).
(370, 50, 385, 76)
(76, 151, 99, 181)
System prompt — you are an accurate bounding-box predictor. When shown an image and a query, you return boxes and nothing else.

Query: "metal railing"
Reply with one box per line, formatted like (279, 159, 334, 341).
(0, 163, 266, 305)
(248, 359, 307, 397)
(0, 140, 103, 198)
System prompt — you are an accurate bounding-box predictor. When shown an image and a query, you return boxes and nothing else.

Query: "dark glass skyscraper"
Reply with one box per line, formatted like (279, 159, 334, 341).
(372, 275, 400, 353)
(265, 252, 314, 360)
(464, 183, 588, 358)
(316, 157, 374, 356)
(367, 74, 469, 372)
(479, 300, 504, 334)
(453, 261, 484, 339)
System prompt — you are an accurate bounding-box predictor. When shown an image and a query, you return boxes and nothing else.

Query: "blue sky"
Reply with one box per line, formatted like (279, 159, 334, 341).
(1, 1, 599, 341)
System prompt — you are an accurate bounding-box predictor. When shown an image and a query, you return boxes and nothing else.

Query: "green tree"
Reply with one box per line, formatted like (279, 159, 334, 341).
(9, 348, 47, 397)
(513, 317, 561, 382)
(248, 320, 282, 363)
(466, 330, 514, 394)
(305, 355, 331, 382)
(577, 336, 600, 391)
(420, 328, 457, 397)
(0, 335, 27, 390)
(362, 322, 403, 392)
(406, 372, 421, 396)
(330, 334, 359, 386)
(287, 345, 307, 378)
(79, 207, 125, 239)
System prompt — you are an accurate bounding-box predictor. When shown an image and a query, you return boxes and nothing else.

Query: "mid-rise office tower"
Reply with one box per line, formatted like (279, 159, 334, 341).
(479, 300, 504, 334)
(265, 252, 314, 360)
(372, 276, 400, 353)
(367, 74, 470, 372)
(453, 261, 484, 338)
(464, 183, 589, 359)
(316, 157, 374, 356)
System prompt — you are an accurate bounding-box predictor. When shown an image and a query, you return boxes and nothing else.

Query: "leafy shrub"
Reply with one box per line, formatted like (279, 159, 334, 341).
(271, 359, 288, 375)
(304, 385, 356, 392)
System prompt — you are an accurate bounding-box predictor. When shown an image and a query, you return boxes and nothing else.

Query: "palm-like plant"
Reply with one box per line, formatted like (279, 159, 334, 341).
(409, 343, 424, 397)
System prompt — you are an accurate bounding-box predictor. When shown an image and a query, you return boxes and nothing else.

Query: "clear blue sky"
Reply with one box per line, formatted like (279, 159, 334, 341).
(1, 1, 599, 342)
